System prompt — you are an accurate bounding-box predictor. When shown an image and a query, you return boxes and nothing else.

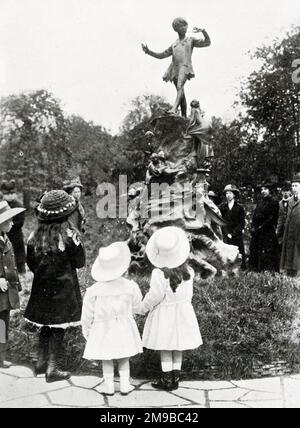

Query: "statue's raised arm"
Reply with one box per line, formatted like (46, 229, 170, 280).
(141, 17, 212, 117)
(191, 28, 211, 48)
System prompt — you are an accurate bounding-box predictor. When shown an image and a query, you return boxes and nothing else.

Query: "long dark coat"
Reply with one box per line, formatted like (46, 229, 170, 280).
(276, 198, 291, 245)
(7, 200, 26, 271)
(280, 197, 300, 272)
(24, 236, 85, 326)
(0, 233, 21, 312)
(249, 196, 280, 272)
(219, 201, 246, 268)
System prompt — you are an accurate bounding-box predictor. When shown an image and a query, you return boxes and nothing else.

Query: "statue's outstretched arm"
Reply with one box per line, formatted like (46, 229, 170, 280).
(142, 43, 172, 59)
(192, 29, 211, 48)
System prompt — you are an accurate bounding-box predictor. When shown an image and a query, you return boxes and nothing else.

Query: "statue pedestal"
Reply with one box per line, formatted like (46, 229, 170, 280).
(195, 168, 210, 195)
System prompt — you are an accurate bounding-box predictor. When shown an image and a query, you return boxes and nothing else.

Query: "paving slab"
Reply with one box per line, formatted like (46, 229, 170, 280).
(0, 373, 16, 390)
(170, 388, 206, 405)
(209, 388, 248, 402)
(239, 390, 281, 402)
(71, 376, 102, 389)
(0, 365, 34, 378)
(288, 374, 300, 381)
(242, 400, 284, 409)
(282, 378, 300, 408)
(232, 377, 281, 393)
(210, 401, 248, 409)
(0, 394, 49, 408)
(107, 390, 190, 408)
(180, 381, 234, 390)
(48, 386, 105, 407)
(0, 377, 70, 403)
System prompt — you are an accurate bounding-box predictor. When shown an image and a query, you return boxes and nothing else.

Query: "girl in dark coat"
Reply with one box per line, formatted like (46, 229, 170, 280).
(249, 184, 280, 273)
(25, 190, 85, 383)
(0, 201, 25, 368)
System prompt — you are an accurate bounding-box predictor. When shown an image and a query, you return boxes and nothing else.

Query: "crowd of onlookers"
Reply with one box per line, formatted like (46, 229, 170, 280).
(209, 174, 300, 277)
(1, 173, 300, 394)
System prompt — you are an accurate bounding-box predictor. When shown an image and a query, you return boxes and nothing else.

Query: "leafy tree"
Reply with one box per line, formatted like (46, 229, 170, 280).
(238, 27, 300, 181)
(67, 115, 114, 190)
(0, 89, 72, 206)
(121, 94, 171, 133)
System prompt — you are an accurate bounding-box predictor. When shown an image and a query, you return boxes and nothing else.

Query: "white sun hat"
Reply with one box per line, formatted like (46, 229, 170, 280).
(0, 201, 25, 225)
(91, 242, 131, 282)
(146, 226, 190, 269)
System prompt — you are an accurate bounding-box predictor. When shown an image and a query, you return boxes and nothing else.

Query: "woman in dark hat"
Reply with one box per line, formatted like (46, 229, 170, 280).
(249, 181, 280, 272)
(24, 190, 85, 383)
(1, 180, 26, 274)
(62, 177, 86, 233)
(0, 201, 25, 368)
(219, 184, 246, 270)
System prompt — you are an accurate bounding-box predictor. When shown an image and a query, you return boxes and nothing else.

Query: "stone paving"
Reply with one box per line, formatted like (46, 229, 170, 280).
(0, 365, 300, 408)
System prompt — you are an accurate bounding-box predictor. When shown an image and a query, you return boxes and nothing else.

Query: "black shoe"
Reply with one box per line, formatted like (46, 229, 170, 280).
(45, 328, 71, 383)
(46, 354, 71, 383)
(151, 371, 173, 391)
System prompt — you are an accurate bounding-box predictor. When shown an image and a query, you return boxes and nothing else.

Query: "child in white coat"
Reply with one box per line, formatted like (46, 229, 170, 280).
(81, 242, 143, 395)
(140, 226, 202, 391)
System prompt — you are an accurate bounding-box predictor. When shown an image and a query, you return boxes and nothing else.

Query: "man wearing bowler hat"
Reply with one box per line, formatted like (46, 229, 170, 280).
(219, 184, 246, 269)
(249, 181, 280, 272)
(281, 173, 300, 277)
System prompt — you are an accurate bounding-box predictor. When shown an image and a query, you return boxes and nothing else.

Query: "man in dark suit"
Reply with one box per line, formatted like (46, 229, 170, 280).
(219, 184, 246, 270)
(281, 174, 300, 277)
(276, 182, 292, 251)
(249, 182, 280, 273)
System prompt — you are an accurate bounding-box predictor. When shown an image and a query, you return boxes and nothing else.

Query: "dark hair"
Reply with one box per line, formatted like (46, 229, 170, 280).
(162, 262, 191, 292)
(28, 220, 78, 255)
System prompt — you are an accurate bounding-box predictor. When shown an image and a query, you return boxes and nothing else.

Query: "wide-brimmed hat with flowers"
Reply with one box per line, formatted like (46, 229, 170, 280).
(0, 201, 25, 225)
(91, 242, 131, 282)
(63, 177, 83, 193)
(36, 190, 77, 222)
(224, 184, 240, 195)
(146, 226, 190, 269)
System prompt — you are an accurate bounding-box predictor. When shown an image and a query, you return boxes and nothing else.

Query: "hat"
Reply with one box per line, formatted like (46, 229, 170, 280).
(257, 180, 277, 190)
(281, 181, 292, 192)
(91, 242, 131, 282)
(36, 190, 77, 222)
(1, 180, 16, 194)
(0, 201, 25, 225)
(62, 177, 83, 193)
(146, 226, 190, 268)
(292, 173, 300, 183)
(208, 190, 217, 198)
(224, 184, 240, 195)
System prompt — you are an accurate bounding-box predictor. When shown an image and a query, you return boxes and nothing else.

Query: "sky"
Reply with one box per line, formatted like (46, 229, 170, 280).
(0, 0, 300, 134)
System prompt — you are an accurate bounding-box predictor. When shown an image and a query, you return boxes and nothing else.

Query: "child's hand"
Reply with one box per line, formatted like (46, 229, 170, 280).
(142, 43, 149, 54)
(66, 229, 81, 246)
(0, 278, 8, 292)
